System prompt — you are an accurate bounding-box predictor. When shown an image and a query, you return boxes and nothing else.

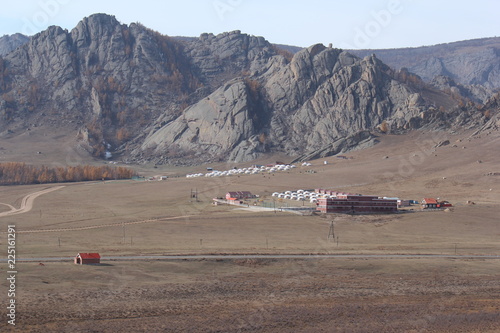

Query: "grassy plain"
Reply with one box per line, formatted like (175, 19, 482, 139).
(0, 129, 499, 331)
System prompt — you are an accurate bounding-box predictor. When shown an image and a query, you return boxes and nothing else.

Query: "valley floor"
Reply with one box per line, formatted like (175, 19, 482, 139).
(0, 129, 499, 332)
(3, 259, 500, 332)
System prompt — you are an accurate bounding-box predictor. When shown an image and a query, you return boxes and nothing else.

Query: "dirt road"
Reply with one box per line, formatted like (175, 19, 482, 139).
(0, 186, 64, 218)
(2, 253, 498, 263)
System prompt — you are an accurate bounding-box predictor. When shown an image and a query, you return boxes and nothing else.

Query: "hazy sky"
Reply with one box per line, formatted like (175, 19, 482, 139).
(0, 0, 498, 49)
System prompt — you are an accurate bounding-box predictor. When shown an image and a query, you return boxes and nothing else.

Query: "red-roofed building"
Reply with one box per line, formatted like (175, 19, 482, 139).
(74, 253, 101, 265)
(421, 198, 438, 209)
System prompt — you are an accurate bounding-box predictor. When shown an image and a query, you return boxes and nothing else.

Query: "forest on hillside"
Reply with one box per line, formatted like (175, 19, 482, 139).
(0, 162, 136, 185)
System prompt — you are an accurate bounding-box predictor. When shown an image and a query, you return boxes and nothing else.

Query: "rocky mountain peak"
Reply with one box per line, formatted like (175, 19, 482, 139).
(71, 14, 123, 53)
(184, 29, 276, 89)
(71, 13, 121, 40)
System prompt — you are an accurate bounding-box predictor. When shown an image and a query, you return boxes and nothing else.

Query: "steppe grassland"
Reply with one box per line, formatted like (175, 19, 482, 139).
(0, 130, 498, 257)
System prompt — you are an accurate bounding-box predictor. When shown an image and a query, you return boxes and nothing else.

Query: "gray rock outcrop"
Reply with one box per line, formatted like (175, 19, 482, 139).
(139, 79, 266, 163)
(431, 75, 493, 103)
(139, 44, 438, 163)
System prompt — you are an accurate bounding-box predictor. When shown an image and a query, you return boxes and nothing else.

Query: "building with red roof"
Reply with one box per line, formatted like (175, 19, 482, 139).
(421, 198, 438, 209)
(421, 198, 452, 209)
(74, 253, 101, 265)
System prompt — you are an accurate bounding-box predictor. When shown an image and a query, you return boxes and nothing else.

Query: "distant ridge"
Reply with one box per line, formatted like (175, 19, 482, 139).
(269, 43, 303, 54)
(349, 37, 500, 89)
(0, 33, 29, 56)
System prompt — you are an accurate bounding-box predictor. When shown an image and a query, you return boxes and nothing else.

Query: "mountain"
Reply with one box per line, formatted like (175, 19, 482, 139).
(0, 14, 495, 165)
(138, 48, 438, 164)
(349, 37, 500, 91)
(0, 33, 29, 56)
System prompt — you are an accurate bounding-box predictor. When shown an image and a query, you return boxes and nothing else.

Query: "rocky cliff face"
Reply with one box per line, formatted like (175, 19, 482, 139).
(138, 78, 267, 164)
(431, 75, 493, 103)
(137, 43, 457, 163)
(184, 30, 275, 87)
(0, 14, 493, 165)
(261, 48, 424, 155)
(471, 92, 500, 136)
(1, 14, 203, 157)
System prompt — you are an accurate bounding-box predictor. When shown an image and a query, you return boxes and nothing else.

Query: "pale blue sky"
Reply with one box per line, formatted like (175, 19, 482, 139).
(0, 0, 498, 49)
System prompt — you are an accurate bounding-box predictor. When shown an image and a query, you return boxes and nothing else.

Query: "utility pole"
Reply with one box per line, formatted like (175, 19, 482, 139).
(190, 188, 199, 202)
(328, 221, 335, 240)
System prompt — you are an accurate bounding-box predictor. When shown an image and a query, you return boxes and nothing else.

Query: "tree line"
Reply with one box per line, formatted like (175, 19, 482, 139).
(0, 162, 137, 185)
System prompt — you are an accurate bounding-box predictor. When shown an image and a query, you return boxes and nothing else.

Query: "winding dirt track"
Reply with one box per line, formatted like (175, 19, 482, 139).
(0, 186, 65, 218)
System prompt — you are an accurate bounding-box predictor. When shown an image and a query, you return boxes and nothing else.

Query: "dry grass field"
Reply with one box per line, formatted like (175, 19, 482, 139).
(0, 129, 499, 332)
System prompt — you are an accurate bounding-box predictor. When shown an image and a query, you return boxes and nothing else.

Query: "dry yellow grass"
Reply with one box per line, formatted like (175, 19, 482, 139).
(0, 129, 499, 332)
(0, 129, 498, 257)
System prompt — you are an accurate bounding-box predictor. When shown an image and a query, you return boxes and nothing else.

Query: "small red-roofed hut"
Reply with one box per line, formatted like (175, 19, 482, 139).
(74, 253, 101, 265)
